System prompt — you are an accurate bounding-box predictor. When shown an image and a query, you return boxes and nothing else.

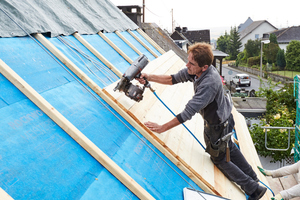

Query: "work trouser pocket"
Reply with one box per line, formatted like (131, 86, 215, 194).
(204, 122, 227, 158)
(205, 140, 226, 157)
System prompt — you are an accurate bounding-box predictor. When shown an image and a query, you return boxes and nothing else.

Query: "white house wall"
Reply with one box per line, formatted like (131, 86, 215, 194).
(240, 22, 277, 51)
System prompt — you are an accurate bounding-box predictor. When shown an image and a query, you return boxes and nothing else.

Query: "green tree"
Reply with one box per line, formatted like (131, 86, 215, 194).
(244, 39, 260, 58)
(250, 81, 296, 162)
(269, 33, 278, 44)
(263, 34, 279, 64)
(216, 31, 230, 54)
(228, 26, 242, 60)
(276, 49, 286, 70)
(286, 40, 300, 71)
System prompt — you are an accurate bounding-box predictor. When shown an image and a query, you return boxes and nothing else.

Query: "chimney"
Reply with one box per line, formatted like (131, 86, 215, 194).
(175, 26, 182, 32)
(118, 5, 143, 27)
(182, 27, 188, 33)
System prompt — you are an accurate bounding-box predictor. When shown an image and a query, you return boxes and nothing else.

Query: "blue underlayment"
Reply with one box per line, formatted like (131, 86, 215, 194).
(130, 30, 162, 57)
(81, 34, 131, 74)
(0, 73, 136, 200)
(0, 35, 204, 199)
(104, 32, 140, 62)
(48, 35, 119, 88)
(120, 31, 157, 61)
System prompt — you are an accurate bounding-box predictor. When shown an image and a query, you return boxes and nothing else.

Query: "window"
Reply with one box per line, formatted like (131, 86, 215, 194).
(255, 34, 259, 39)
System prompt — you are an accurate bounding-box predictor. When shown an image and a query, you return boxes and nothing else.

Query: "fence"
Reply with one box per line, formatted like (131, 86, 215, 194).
(293, 75, 300, 162)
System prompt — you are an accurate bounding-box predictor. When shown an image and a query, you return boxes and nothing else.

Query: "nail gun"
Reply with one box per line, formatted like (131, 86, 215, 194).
(113, 54, 151, 102)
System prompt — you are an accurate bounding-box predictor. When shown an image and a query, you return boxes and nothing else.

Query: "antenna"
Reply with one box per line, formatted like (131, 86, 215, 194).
(143, 0, 145, 22)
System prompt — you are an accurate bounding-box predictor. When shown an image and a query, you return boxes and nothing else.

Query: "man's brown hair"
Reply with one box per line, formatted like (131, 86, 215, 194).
(187, 42, 214, 68)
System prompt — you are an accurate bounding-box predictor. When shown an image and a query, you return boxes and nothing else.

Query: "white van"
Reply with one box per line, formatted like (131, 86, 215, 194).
(232, 74, 251, 86)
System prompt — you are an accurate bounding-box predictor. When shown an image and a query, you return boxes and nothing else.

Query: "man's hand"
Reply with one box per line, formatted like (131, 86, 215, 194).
(136, 73, 148, 84)
(144, 121, 165, 133)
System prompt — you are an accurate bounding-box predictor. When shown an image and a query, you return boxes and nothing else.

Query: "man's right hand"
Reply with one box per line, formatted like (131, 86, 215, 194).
(136, 73, 149, 84)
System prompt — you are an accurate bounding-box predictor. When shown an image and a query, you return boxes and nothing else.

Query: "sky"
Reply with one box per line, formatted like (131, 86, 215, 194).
(109, 0, 300, 39)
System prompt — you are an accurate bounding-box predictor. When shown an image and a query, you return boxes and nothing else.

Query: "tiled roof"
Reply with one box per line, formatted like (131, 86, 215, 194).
(239, 20, 277, 40)
(170, 29, 210, 44)
(270, 26, 300, 43)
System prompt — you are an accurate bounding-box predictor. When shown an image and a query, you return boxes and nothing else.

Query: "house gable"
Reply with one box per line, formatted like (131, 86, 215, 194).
(239, 20, 277, 51)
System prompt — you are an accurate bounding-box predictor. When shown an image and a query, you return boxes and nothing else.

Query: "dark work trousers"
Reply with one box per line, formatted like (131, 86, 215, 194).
(204, 114, 259, 195)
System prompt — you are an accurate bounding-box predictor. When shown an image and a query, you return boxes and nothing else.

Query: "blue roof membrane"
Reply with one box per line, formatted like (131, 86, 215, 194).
(104, 32, 140, 62)
(81, 34, 131, 74)
(0, 36, 204, 199)
(120, 31, 157, 61)
(48, 35, 119, 88)
(0, 74, 135, 200)
(131, 30, 162, 57)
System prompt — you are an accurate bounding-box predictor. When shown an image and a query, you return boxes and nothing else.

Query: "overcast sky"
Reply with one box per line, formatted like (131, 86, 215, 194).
(110, 0, 299, 39)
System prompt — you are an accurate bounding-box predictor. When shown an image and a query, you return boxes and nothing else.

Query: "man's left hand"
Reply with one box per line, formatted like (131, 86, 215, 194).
(144, 121, 164, 133)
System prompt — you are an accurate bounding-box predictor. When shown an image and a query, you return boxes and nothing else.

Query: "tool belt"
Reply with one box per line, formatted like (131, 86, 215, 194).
(204, 120, 228, 158)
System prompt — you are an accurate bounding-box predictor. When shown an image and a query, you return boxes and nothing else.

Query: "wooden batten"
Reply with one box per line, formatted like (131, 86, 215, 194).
(0, 188, 14, 200)
(0, 59, 155, 200)
(98, 31, 133, 64)
(34, 34, 216, 195)
(127, 30, 158, 58)
(72, 32, 122, 78)
(136, 28, 165, 54)
(115, 31, 143, 56)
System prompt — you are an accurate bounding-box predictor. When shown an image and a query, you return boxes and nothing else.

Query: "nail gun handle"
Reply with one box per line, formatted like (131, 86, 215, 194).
(142, 77, 150, 87)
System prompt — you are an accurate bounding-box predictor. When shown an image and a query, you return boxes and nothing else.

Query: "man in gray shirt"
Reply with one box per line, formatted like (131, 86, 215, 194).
(137, 42, 266, 200)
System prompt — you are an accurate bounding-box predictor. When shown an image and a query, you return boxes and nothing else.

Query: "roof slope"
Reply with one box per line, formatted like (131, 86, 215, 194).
(238, 17, 253, 32)
(270, 26, 300, 43)
(171, 28, 210, 44)
(0, 29, 209, 199)
(0, 1, 272, 199)
(239, 20, 277, 40)
(0, 0, 138, 37)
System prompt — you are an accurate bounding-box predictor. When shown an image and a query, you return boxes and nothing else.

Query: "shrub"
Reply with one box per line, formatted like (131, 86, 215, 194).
(250, 82, 296, 162)
(247, 56, 260, 66)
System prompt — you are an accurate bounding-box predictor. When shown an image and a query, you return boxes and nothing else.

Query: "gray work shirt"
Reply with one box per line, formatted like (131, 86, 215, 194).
(171, 65, 232, 125)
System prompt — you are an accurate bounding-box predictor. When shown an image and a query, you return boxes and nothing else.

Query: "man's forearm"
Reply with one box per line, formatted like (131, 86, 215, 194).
(148, 74, 172, 85)
(145, 117, 180, 133)
(161, 117, 181, 132)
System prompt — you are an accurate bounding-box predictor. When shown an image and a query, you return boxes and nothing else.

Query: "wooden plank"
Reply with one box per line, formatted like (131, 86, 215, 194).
(34, 33, 216, 195)
(115, 31, 143, 56)
(136, 28, 165, 54)
(72, 32, 122, 78)
(0, 188, 14, 200)
(98, 31, 133, 64)
(279, 175, 298, 191)
(0, 59, 155, 200)
(128, 30, 158, 58)
(232, 107, 273, 200)
(266, 177, 283, 195)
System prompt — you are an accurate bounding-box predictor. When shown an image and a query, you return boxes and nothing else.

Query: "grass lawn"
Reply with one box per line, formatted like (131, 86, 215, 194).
(270, 71, 300, 78)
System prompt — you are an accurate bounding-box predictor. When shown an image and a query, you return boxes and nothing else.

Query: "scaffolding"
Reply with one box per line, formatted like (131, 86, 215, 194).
(293, 76, 300, 162)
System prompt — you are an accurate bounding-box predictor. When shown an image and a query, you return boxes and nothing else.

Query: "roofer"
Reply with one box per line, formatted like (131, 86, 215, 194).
(258, 161, 300, 200)
(137, 42, 267, 200)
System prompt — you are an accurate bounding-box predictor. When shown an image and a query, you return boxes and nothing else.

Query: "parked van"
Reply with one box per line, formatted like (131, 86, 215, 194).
(232, 74, 251, 86)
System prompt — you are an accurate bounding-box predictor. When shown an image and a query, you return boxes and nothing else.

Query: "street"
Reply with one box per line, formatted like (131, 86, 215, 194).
(221, 65, 282, 92)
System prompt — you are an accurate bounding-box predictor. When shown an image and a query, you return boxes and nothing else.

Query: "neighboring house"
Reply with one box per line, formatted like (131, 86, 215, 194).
(239, 20, 277, 51)
(169, 27, 191, 52)
(238, 17, 253, 33)
(268, 26, 300, 51)
(170, 27, 210, 51)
